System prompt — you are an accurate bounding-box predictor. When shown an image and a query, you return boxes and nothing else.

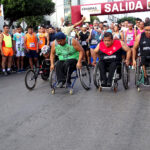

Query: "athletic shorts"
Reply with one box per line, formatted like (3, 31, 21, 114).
(26, 50, 38, 58)
(82, 46, 89, 51)
(16, 50, 25, 57)
(2, 47, 13, 57)
(128, 46, 133, 48)
(141, 56, 150, 66)
(90, 45, 97, 49)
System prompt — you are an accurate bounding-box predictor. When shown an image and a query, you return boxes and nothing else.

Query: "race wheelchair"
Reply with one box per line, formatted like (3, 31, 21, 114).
(49, 61, 91, 95)
(135, 56, 150, 92)
(25, 45, 50, 90)
(93, 60, 129, 92)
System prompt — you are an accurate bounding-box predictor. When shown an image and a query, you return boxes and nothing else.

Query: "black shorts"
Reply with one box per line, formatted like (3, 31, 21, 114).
(141, 56, 150, 66)
(82, 46, 89, 51)
(26, 50, 38, 58)
(129, 46, 133, 48)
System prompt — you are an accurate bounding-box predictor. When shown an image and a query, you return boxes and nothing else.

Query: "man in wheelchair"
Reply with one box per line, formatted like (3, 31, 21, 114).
(133, 22, 150, 85)
(94, 32, 131, 87)
(50, 32, 84, 88)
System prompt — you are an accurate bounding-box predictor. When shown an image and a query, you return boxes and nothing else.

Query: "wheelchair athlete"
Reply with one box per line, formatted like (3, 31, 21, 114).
(133, 22, 150, 85)
(94, 32, 131, 87)
(50, 32, 84, 88)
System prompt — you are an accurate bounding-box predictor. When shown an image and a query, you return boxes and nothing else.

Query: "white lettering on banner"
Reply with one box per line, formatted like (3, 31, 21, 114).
(135, 1, 143, 10)
(129, 2, 135, 10)
(120, 3, 125, 12)
(112, 4, 119, 12)
(105, 4, 111, 13)
(104, 1, 143, 13)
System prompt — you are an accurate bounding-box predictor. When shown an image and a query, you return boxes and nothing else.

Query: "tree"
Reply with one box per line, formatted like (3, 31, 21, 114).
(17, 15, 46, 31)
(0, 0, 55, 26)
(90, 16, 100, 24)
(117, 16, 136, 25)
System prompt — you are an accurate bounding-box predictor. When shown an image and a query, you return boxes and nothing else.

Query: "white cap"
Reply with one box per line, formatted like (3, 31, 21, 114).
(103, 23, 108, 27)
(82, 25, 87, 28)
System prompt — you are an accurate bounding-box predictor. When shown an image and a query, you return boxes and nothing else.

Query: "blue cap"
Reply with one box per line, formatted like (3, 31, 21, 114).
(55, 32, 66, 40)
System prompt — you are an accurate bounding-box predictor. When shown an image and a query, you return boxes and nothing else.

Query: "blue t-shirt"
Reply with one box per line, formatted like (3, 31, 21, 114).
(13, 32, 25, 44)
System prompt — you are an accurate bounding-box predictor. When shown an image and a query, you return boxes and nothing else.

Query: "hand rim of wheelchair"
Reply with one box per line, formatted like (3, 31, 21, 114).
(49, 61, 91, 91)
(78, 61, 91, 91)
(25, 69, 37, 90)
(121, 61, 129, 90)
(93, 61, 129, 90)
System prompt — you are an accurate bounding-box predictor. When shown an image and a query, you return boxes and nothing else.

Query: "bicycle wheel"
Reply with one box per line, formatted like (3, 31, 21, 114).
(41, 69, 50, 81)
(93, 62, 101, 89)
(122, 62, 129, 90)
(79, 62, 91, 90)
(41, 60, 50, 81)
(25, 69, 37, 90)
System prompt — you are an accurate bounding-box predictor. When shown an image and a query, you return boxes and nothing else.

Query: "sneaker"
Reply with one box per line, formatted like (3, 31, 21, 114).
(107, 82, 112, 87)
(66, 82, 72, 88)
(144, 77, 149, 85)
(3, 71, 8, 76)
(17, 69, 22, 73)
(56, 82, 65, 88)
(7, 71, 11, 75)
(101, 80, 107, 87)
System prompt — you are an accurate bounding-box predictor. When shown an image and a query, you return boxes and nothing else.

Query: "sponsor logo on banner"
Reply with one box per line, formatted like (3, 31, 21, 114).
(147, 0, 150, 9)
(81, 5, 101, 15)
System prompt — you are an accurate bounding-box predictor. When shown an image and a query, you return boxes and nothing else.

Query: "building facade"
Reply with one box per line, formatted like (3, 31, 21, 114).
(49, 0, 126, 27)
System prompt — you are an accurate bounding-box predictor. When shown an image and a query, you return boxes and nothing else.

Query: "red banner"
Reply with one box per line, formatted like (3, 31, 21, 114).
(71, 0, 149, 24)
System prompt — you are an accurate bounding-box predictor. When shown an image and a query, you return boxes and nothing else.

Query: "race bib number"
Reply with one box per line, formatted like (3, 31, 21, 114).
(39, 40, 43, 44)
(91, 39, 98, 45)
(127, 35, 133, 44)
(82, 41, 87, 46)
(104, 55, 116, 60)
(30, 43, 35, 48)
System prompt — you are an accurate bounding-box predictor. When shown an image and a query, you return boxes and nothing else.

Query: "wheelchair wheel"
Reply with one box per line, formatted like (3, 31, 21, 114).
(93, 62, 101, 89)
(79, 62, 91, 90)
(49, 69, 57, 89)
(25, 69, 37, 90)
(122, 62, 129, 90)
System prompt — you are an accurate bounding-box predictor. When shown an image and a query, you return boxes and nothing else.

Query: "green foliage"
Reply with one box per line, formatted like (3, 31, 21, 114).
(117, 16, 137, 25)
(17, 16, 46, 31)
(0, 0, 55, 26)
(90, 16, 100, 24)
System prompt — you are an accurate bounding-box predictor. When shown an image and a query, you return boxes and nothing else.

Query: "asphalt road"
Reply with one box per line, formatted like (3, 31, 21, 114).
(0, 70, 150, 150)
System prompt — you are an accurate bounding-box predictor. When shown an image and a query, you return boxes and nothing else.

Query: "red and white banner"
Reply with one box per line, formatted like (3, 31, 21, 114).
(71, 0, 149, 24)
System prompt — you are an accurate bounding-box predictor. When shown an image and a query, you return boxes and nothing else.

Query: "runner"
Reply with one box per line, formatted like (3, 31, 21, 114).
(0, 25, 14, 75)
(60, 17, 86, 36)
(24, 26, 38, 69)
(79, 25, 90, 65)
(13, 25, 25, 72)
(88, 20, 101, 66)
(136, 21, 145, 36)
(113, 24, 123, 41)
